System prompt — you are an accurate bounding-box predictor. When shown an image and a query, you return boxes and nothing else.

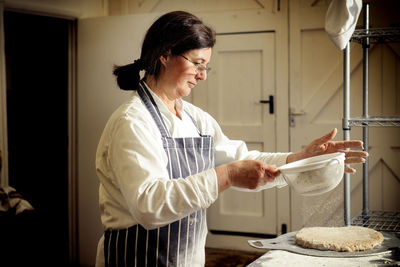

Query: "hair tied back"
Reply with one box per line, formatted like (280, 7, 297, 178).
(133, 58, 145, 70)
(113, 58, 144, 91)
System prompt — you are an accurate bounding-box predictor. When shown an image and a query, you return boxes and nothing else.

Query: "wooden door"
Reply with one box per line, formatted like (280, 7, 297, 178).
(206, 32, 277, 234)
(191, 3, 290, 251)
(289, 0, 400, 231)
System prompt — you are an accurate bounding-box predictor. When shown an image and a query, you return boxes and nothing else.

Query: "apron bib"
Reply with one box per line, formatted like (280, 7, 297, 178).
(104, 81, 215, 267)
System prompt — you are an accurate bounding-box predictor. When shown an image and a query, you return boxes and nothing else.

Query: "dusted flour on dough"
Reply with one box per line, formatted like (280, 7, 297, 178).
(295, 226, 384, 252)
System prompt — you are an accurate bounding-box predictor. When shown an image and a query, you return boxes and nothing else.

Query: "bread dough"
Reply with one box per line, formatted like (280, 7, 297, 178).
(295, 226, 384, 252)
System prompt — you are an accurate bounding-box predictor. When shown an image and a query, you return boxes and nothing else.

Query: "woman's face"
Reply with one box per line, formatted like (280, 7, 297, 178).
(161, 47, 212, 99)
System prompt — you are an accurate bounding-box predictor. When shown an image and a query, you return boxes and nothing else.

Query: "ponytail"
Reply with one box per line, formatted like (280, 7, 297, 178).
(113, 59, 144, 91)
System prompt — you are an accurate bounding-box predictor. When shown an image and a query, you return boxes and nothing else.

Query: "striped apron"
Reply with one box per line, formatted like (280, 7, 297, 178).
(103, 81, 215, 267)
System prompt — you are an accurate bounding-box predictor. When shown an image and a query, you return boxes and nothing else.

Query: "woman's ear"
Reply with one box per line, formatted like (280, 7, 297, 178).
(159, 50, 171, 67)
(159, 55, 168, 66)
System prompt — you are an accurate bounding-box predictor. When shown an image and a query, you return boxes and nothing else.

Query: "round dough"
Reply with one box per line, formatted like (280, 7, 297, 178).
(295, 226, 384, 252)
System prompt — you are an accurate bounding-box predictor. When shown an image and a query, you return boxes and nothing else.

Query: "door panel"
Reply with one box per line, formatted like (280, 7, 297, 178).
(217, 50, 263, 126)
(209, 33, 275, 146)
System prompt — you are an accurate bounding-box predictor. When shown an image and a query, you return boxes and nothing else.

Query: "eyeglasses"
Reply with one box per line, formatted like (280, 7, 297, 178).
(180, 55, 211, 74)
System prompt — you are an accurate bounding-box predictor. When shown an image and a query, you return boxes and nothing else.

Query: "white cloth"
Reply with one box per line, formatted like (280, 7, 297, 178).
(325, 0, 362, 50)
(95, 83, 290, 266)
(0, 186, 34, 215)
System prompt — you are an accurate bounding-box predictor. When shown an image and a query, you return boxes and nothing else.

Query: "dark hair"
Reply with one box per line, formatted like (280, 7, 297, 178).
(113, 11, 216, 91)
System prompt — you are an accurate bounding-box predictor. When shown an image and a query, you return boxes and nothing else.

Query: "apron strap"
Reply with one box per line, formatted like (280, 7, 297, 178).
(184, 110, 203, 137)
(138, 80, 204, 138)
(137, 81, 170, 137)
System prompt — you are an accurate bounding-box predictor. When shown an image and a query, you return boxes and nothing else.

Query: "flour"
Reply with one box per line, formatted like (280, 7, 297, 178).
(298, 186, 344, 227)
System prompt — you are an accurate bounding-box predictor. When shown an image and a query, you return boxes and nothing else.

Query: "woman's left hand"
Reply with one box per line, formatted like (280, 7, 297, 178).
(287, 128, 368, 173)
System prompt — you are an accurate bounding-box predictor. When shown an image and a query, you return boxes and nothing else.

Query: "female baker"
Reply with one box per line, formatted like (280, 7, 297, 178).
(95, 10, 367, 267)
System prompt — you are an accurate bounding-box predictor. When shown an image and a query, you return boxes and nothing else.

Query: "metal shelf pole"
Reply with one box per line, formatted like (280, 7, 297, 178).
(362, 2, 370, 216)
(344, 2, 400, 232)
(343, 43, 351, 226)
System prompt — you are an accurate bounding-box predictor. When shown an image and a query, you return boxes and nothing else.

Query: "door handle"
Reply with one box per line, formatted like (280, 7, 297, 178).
(290, 110, 306, 116)
(260, 95, 274, 114)
(289, 108, 306, 127)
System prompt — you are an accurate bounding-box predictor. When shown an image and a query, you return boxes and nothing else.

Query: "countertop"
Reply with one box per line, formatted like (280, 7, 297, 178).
(247, 250, 398, 267)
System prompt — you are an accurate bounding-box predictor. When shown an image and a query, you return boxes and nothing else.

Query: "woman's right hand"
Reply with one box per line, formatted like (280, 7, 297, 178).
(215, 160, 280, 193)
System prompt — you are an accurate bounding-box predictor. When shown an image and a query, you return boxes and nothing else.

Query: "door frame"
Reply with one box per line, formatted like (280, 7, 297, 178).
(0, 1, 9, 188)
(0, 3, 79, 264)
(67, 17, 79, 264)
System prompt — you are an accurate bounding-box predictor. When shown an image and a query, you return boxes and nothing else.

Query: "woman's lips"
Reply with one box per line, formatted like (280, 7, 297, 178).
(188, 81, 197, 88)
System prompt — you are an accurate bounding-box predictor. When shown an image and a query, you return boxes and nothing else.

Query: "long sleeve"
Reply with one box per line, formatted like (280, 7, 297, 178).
(97, 92, 290, 230)
(183, 102, 290, 191)
(96, 94, 218, 230)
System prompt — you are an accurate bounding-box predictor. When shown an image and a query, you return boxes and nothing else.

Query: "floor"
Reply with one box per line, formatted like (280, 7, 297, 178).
(205, 248, 265, 267)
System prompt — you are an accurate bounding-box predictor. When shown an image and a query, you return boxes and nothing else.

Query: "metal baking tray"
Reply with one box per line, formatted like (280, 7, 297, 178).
(248, 231, 400, 258)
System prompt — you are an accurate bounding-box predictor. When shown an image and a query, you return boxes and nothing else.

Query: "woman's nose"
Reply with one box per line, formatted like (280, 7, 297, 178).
(195, 70, 207, 80)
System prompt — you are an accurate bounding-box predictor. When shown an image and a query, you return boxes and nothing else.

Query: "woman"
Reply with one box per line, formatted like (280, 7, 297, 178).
(95, 11, 367, 267)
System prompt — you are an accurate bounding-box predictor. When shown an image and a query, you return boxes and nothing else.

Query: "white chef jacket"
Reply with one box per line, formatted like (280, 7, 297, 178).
(95, 83, 290, 266)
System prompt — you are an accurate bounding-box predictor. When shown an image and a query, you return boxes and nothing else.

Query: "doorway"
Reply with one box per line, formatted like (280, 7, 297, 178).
(4, 11, 70, 266)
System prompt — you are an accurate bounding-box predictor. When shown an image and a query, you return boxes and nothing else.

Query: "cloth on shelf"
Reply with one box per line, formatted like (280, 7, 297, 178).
(0, 186, 34, 216)
(325, 0, 362, 50)
(0, 186, 35, 267)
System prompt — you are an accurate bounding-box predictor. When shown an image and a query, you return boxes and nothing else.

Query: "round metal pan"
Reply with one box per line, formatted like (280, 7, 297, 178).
(248, 231, 400, 258)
